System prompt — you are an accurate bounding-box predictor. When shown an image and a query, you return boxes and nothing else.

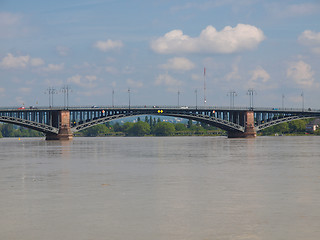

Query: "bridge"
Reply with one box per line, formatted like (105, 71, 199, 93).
(1, 106, 320, 140)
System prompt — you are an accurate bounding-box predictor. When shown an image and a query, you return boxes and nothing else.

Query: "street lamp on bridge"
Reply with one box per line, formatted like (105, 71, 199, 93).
(195, 89, 198, 110)
(247, 88, 256, 110)
(61, 85, 71, 109)
(45, 87, 57, 108)
(301, 91, 304, 111)
(112, 89, 114, 107)
(227, 90, 237, 109)
(128, 88, 131, 109)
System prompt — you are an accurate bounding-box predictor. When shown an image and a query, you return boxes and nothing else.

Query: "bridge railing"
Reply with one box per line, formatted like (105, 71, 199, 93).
(1, 105, 320, 113)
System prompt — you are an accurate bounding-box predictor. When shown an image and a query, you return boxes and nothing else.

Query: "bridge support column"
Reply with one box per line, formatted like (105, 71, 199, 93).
(46, 110, 73, 140)
(228, 111, 256, 138)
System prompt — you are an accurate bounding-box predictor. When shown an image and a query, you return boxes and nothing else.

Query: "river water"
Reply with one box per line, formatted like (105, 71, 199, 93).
(1, 136, 320, 240)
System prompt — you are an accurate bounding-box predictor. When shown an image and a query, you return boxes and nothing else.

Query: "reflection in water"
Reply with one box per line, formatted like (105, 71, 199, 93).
(1, 136, 320, 240)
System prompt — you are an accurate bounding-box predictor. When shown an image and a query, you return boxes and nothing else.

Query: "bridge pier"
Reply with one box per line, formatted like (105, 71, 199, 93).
(46, 110, 73, 140)
(228, 111, 256, 138)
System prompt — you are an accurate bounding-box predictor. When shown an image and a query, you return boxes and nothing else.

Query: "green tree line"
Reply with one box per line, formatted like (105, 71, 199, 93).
(0, 118, 318, 138)
(0, 124, 43, 138)
(260, 119, 315, 136)
(78, 117, 319, 137)
(78, 116, 224, 137)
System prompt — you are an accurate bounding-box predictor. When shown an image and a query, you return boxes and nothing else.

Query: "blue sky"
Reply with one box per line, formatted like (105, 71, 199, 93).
(1, 0, 320, 108)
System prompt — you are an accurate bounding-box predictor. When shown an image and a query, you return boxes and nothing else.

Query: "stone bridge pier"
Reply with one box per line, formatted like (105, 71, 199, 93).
(46, 110, 73, 140)
(227, 111, 257, 138)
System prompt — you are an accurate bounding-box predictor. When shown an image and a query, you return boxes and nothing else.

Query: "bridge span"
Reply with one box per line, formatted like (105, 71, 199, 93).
(1, 106, 320, 140)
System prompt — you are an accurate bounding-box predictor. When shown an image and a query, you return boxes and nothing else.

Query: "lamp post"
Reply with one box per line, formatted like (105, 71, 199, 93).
(195, 89, 198, 110)
(247, 88, 256, 110)
(46, 87, 57, 108)
(177, 90, 180, 107)
(228, 90, 237, 109)
(61, 85, 71, 109)
(128, 88, 131, 109)
(301, 91, 304, 111)
(282, 94, 285, 109)
(112, 89, 114, 107)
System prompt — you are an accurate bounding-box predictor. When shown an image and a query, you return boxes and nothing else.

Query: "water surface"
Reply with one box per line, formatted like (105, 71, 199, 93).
(1, 136, 320, 240)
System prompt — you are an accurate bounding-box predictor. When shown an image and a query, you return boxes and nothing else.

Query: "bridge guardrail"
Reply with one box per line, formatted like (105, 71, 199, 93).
(0, 105, 320, 113)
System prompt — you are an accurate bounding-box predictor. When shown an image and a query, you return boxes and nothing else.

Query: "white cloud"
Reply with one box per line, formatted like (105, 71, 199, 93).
(0, 88, 5, 94)
(247, 66, 275, 90)
(159, 57, 195, 71)
(0, 53, 29, 69)
(155, 73, 182, 92)
(281, 3, 320, 17)
(151, 24, 265, 54)
(0, 12, 21, 26)
(19, 87, 31, 94)
(266, 3, 320, 19)
(225, 65, 241, 82)
(298, 30, 320, 54)
(225, 58, 242, 82)
(42, 63, 64, 72)
(94, 39, 123, 52)
(127, 79, 143, 88)
(250, 66, 270, 83)
(105, 66, 118, 74)
(56, 46, 70, 56)
(287, 61, 315, 88)
(0, 12, 23, 38)
(155, 73, 182, 86)
(30, 58, 45, 67)
(67, 74, 97, 88)
(0, 53, 45, 69)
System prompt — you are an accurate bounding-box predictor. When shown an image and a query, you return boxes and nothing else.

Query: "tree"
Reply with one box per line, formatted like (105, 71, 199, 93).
(187, 119, 193, 128)
(1, 124, 15, 137)
(289, 120, 306, 133)
(152, 122, 175, 136)
(113, 122, 122, 132)
(122, 122, 134, 133)
(189, 124, 206, 134)
(127, 121, 150, 136)
(81, 124, 110, 136)
(175, 123, 187, 131)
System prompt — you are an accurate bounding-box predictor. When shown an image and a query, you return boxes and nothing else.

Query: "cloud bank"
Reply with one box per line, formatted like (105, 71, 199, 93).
(94, 39, 123, 52)
(151, 24, 265, 54)
(298, 30, 320, 54)
(0, 53, 44, 69)
(287, 61, 315, 88)
(159, 57, 195, 71)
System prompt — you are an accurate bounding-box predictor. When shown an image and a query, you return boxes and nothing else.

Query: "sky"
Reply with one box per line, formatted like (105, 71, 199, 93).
(1, 0, 320, 109)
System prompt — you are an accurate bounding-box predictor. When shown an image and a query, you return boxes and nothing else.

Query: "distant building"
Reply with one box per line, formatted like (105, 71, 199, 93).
(306, 118, 320, 132)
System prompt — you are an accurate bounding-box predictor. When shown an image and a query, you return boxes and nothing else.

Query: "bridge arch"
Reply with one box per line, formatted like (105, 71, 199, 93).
(255, 115, 317, 131)
(70, 111, 245, 133)
(0, 116, 58, 134)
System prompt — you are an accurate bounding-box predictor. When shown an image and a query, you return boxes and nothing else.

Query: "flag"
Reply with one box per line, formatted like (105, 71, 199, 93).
(204, 67, 206, 76)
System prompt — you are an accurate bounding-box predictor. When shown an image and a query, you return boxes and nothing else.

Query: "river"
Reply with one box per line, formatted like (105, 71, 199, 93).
(1, 136, 320, 240)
